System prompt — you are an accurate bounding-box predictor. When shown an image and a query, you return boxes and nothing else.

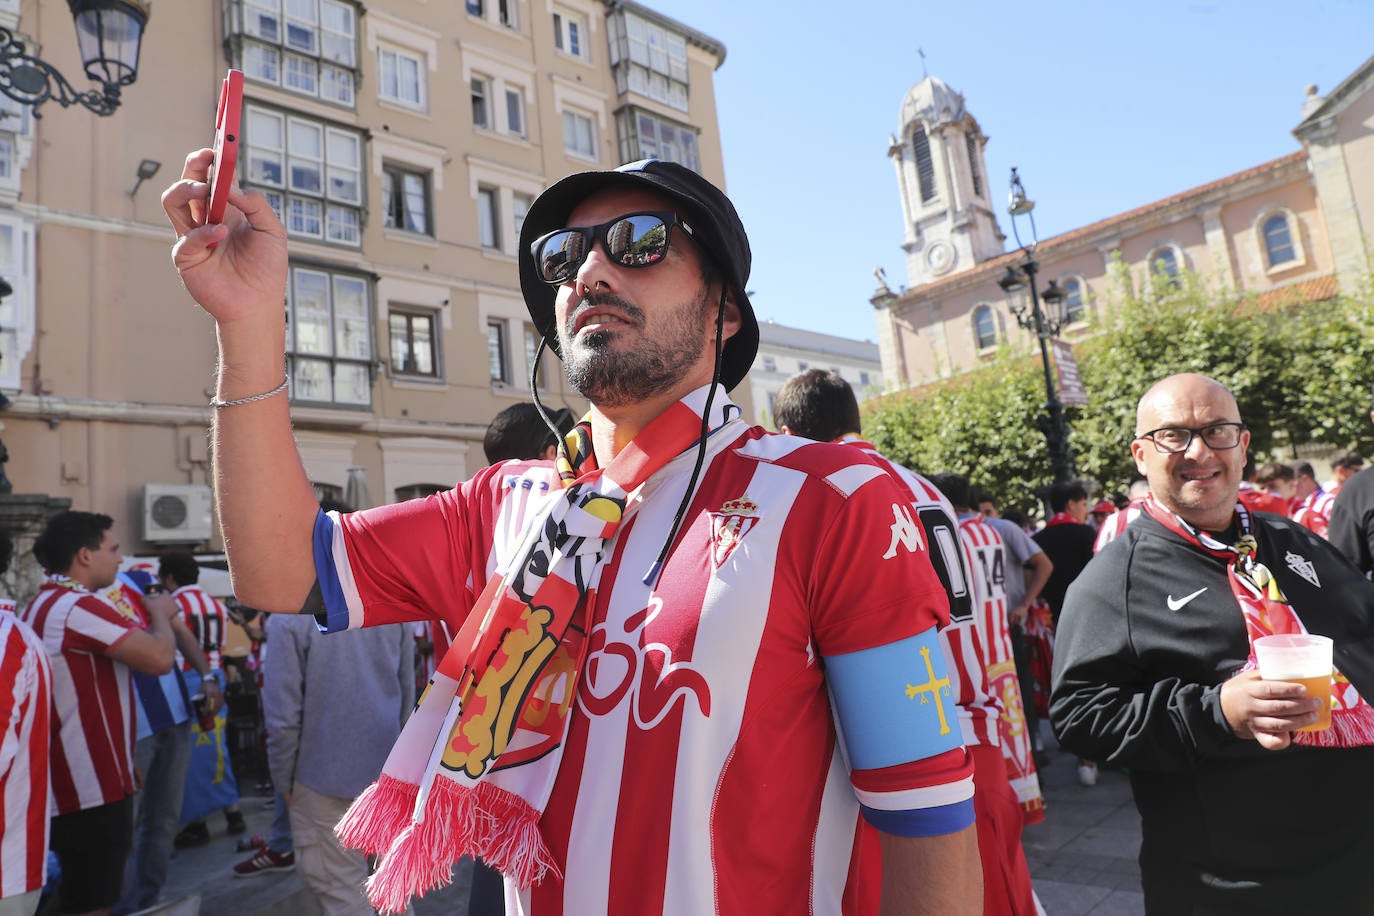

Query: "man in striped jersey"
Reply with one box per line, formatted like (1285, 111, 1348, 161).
(166, 154, 982, 913)
(1, 530, 51, 916)
(23, 512, 179, 916)
(1290, 460, 1335, 537)
(775, 370, 1039, 915)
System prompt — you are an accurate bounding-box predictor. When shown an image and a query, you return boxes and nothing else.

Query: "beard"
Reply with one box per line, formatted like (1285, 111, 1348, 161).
(559, 290, 715, 408)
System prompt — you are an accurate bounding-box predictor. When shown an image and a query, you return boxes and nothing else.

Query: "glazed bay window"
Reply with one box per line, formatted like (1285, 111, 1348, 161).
(607, 9, 689, 112)
(238, 0, 358, 106)
(245, 107, 363, 246)
(616, 109, 699, 172)
(288, 265, 373, 406)
(382, 164, 431, 235)
(389, 308, 439, 378)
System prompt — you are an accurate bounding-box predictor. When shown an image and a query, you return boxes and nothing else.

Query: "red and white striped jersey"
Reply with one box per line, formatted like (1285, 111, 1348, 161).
(1293, 488, 1335, 538)
(1094, 499, 1146, 554)
(0, 605, 51, 897)
(835, 439, 1001, 747)
(173, 584, 227, 671)
(954, 515, 1011, 747)
(20, 581, 140, 815)
(321, 424, 976, 915)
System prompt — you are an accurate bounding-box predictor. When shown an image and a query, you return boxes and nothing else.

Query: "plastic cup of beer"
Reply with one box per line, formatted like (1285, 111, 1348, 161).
(1254, 634, 1333, 732)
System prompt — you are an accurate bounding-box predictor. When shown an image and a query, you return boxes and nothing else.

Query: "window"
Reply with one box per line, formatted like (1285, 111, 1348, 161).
(607, 10, 690, 111)
(1061, 277, 1086, 324)
(478, 187, 500, 249)
(245, 106, 363, 246)
(913, 125, 936, 203)
(505, 87, 526, 138)
(966, 133, 983, 198)
(288, 264, 373, 406)
(973, 304, 998, 350)
(797, 361, 809, 371)
(553, 7, 588, 59)
(396, 483, 446, 501)
(382, 164, 431, 235)
(859, 371, 871, 387)
(513, 192, 532, 241)
(761, 356, 776, 372)
(524, 324, 545, 388)
(467, 0, 517, 30)
(0, 215, 35, 390)
(389, 307, 439, 378)
(1149, 246, 1181, 289)
(378, 46, 424, 109)
(563, 109, 597, 160)
(238, 0, 356, 106)
(1262, 213, 1297, 268)
(487, 319, 509, 382)
(471, 76, 491, 129)
(615, 109, 700, 171)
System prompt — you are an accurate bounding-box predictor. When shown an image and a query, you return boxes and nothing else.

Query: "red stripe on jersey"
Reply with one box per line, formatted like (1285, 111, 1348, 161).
(0, 613, 51, 895)
(850, 747, 974, 794)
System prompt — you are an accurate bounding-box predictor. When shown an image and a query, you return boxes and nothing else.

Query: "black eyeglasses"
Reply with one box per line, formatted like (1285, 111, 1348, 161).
(531, 211, 694, 285)
(1135, 422, 1246, 454)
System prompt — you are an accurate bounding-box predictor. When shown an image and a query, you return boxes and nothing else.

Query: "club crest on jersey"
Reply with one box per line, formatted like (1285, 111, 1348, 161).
(1285, 550, 1320, 587)
(710, 496, 759, 568)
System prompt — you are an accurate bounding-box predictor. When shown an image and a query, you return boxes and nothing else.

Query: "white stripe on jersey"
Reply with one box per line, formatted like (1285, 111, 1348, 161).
(1, 611, 50, 897)
(853, 776, 977, 812)
(326, 511, 367, 631)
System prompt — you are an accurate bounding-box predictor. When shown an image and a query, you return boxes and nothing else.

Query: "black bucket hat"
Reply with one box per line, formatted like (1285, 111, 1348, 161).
(518, 159, 759, 391)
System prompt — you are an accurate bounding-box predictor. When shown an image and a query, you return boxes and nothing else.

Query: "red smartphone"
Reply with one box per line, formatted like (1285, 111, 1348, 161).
(205, 69, 244, 226)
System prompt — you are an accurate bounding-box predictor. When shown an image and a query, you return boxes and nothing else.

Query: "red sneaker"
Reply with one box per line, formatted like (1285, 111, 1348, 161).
(233, 848, 296, 877)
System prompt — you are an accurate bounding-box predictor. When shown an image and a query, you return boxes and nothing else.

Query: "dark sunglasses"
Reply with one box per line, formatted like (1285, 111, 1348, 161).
(531, 211, 695, 285)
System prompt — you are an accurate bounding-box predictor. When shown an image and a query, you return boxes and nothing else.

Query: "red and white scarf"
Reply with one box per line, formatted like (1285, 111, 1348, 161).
(336, 386, 739, 914)
(1044, 511, 1081, 528)
(1140, 495, 1374, 748)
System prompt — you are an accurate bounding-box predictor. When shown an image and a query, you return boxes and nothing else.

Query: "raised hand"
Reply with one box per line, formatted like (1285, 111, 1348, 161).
(162, 148, 288, 328)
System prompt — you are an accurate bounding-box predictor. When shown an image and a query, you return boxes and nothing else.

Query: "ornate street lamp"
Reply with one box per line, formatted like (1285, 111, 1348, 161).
(999, 167, 1076, 483)
(0, 0, 151, 118)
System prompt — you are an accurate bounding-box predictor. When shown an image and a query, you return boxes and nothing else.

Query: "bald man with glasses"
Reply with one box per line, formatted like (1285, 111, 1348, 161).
(1049, 373, 1374, 915)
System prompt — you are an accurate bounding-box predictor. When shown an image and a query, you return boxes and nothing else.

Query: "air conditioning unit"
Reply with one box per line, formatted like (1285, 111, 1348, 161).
(143, 484, 214, 543)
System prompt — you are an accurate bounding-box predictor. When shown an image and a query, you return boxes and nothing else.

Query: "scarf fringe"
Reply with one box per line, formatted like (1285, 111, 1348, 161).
(357, 778, 561, 914)
(1295, 707, 1374, 748)
(335, 774, 419, 856)
(471, 781, 561, 887)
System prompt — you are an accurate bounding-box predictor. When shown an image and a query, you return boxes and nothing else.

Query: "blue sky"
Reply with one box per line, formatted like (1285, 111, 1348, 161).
(645, 0, 1374, 342)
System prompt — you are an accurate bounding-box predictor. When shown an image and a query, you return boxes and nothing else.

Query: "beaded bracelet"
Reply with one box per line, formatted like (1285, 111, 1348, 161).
(210, 375, 289, 409)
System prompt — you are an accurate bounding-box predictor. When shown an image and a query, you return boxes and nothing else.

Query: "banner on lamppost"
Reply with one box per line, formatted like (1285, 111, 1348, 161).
(1051, 339, 1089, 407)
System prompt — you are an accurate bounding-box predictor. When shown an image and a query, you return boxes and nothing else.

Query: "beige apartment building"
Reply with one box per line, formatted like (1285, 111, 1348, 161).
(0, 0, 735, 586)
(873, 58, 1374, 390)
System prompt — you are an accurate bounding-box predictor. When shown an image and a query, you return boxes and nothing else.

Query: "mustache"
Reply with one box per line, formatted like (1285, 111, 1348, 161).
(565, 293, 645, 334)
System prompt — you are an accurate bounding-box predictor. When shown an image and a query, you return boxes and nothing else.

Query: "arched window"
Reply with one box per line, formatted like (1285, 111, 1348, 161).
(912, 125, 936, 203)
(1148, 246, 1181, 289)
(972, 304, 998, 350)
(1262, 213, 1297, 268)
(1061, 277, 1086, 324)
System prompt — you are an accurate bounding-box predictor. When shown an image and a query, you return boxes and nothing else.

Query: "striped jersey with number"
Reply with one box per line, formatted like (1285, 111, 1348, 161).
(21, 581, 140, 814)
(174, 584, 227, 672)
(835, 438, 1004, 747)
(317, 423, 976, 915)
(0, 605, 51, 896)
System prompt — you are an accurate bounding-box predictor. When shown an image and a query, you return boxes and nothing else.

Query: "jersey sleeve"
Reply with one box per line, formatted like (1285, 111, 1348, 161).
(313, 463, 532, 633)
(64, 594, 140, 655)
(809, 468, 975, 836)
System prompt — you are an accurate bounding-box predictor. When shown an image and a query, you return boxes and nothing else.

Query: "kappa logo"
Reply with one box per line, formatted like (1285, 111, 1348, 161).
(883, 503, 925, 559)
(709, 496, 759, 568)
(1285, 550, 1320, 588)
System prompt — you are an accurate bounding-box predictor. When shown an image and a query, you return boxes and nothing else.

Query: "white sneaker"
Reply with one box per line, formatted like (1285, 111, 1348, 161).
(1077, 761, 1098, 787)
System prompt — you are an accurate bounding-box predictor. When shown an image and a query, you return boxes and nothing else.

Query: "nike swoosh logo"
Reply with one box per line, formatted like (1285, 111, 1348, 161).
(1167, 587, 1207, 611)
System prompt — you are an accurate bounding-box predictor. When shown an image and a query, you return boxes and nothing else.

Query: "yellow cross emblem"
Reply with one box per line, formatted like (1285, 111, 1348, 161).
(905, 645, 952, 735)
